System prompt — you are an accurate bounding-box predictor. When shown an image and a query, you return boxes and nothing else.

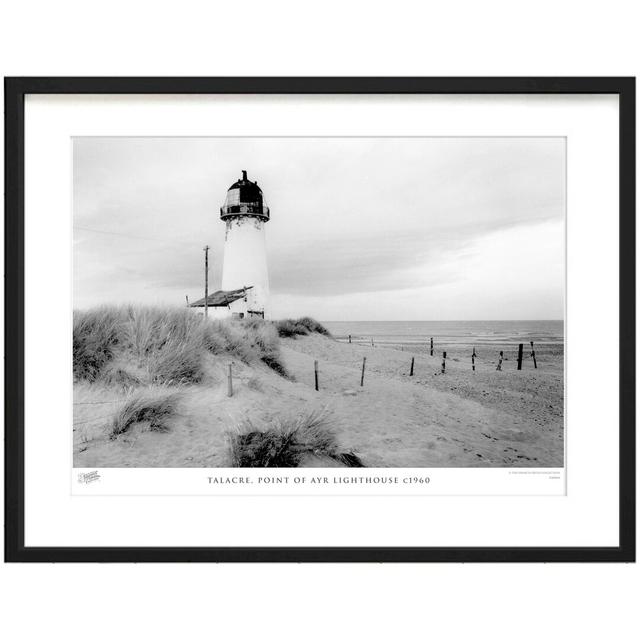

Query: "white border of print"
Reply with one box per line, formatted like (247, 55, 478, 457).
(24, 94, 617, 547)
(73, 467, 565, 497)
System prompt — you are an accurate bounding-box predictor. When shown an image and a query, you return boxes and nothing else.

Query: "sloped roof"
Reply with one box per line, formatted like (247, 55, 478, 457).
(189, 287, 252, 308)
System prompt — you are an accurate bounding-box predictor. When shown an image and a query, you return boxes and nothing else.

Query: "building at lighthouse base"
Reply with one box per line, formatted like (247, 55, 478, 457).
(189, 286, 263, 320)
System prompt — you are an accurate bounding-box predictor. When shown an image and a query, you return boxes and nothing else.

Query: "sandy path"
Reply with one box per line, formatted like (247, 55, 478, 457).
(279, 336, 563, 467)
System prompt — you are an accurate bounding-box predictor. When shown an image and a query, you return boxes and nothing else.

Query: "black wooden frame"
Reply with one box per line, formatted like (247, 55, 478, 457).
(4, 77, 635, 562)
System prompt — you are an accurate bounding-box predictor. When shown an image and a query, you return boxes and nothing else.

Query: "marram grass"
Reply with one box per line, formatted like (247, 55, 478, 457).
(227, 408, 364, 468)
(72, 305, 291, 385)
(110, 387, 182, 439)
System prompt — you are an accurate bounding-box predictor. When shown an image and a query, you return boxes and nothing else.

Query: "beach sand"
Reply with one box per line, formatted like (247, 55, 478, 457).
(74, 334, 564, 468)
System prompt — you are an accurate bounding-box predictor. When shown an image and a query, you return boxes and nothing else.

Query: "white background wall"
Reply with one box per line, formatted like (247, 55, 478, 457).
(1, 2, 638, 639)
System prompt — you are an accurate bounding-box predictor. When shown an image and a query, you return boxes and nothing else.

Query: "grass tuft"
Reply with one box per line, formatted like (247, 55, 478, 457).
(73, 307, 124, 381)
(110, 388, 182, 439)
(230, 421, 300, 467)
(260, 354, 290, 378)
(228, 408, 363, 467)
(146, 336, 205, 384)
(124, 307, 206, 384)
(204, 318, 289, 377)
(203, 319, 254, 362)
(275, 317, 331, 339)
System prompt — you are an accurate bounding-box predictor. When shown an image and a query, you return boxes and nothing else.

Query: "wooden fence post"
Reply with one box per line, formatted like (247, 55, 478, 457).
(472, 353, 475, 372)
(496, 350, 503, 371)
(227, 364, 233, 397)
(442, 351, 447, 374)
(517, 343, 523, 370)
(314, 360, 319, 391)
(530, 341, 537, 369)
(410, 356, 414, 376)
(348, 334, 351, 344)
(430, 337, 434, 356)
(371, 337, 374, 347)
(360, 357, 366, 386)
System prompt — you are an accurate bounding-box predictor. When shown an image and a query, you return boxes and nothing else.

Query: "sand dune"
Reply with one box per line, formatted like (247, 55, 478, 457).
(74, 334, 564, 468)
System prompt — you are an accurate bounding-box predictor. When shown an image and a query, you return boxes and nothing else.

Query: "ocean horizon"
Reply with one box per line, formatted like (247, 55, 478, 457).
(321, 320, 564, 346)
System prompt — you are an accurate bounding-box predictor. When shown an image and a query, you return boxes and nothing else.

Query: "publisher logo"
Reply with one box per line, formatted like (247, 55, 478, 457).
(78, 470, 101, 484)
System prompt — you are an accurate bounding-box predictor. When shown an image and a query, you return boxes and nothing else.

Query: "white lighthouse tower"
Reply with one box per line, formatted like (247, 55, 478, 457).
(190, 170, 270, 319)
(220, 170, 270, 317)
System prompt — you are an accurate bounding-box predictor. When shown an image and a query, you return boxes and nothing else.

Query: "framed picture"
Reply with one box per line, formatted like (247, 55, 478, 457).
(4, 77, 635, 562)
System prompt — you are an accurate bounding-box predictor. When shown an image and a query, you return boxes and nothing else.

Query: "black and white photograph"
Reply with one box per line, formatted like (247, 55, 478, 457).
(73, 136, 565, 470)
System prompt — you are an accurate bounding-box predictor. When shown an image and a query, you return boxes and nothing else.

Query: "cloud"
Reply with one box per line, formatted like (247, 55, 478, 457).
(73, 137, 565, 318)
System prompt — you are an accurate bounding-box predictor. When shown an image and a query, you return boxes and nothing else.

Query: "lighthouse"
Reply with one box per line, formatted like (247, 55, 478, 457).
(189, 170, 270, 319)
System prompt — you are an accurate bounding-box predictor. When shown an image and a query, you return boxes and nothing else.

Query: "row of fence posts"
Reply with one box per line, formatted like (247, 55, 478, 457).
(309, 337, 541, 390)
(228, 338, 538, 396)
(227, 338, 542, 395)
(290, 334, 538, 396)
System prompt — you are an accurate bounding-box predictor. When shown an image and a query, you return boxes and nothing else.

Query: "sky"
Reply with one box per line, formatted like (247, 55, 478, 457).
(73, 137, 565, 321)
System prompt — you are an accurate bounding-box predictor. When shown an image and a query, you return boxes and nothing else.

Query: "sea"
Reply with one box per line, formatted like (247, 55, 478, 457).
(321, 320, 564, 348)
